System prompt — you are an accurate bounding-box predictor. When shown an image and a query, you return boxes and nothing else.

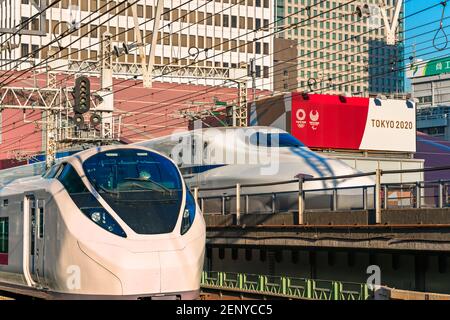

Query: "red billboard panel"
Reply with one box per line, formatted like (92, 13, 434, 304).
(250, 93, 416, 152)
(291, 93, 370, 150)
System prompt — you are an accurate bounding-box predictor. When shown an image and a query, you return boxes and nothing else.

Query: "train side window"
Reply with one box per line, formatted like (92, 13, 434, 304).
(43, 163, 63, 179)
(38, 202, 44, 239)
(249, 132, 304, 147)
(0, 217, 8, 256)
(57, 164, 88, 194)
(30, 202, 36, 256)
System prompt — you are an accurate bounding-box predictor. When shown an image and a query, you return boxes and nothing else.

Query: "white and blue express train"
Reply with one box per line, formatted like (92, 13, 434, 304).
(0, 145, 205, 299)
(138, 126, 375, 212)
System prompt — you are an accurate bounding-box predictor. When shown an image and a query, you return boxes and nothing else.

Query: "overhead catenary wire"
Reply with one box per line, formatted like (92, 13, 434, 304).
(0, 0, 62, 50)
(0, 0, 137, 86)
(88, 37, 450, 138)
(0, 0, 442, 152)
(0, 0, 421, 119)
(0, 0, 254, 143)
(0, 0, 233, 149)
(0, 0, 332, 131)
(40, 0, 357, 116)
(0, 0, 220, 89)
(0, 0, 115, 72)
(0, 0, 428, 142)
(119, 30, 450, 136)
(0, 0, 330, 89)
(433, 0, 449, 51)
(105, 3, 434, 130)
(33, 0, 247, 92)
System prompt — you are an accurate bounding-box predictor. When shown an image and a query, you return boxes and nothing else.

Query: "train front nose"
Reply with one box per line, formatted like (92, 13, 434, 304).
(78, 233, 205, 299)
(159, 234, 205, 299)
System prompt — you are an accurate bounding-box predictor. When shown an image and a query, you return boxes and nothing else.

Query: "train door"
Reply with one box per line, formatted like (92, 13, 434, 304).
(34, 200, 45, 286)
(24, 195, 45, 288)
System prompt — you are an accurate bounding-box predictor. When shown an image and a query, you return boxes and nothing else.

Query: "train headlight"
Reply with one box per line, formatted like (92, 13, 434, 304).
(91, 211, 101, 223)
(181, 189, 196, 235)
(81, 208, 127, 238)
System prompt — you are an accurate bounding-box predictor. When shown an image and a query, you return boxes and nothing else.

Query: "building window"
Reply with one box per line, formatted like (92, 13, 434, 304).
(263, 66, 269, 78)
(255, 42, 261, 54)
(231, 15, 237, 28)
(31, 45, 39, 59)
(223, 15, 229, 27)
(21, 43, 29, 57)
(255, 65, 261, 78)
(255, 18, 261, 30)
(417, 96, 432, 105)
(263, 43, 269, 54)
(0, 217, 8, 256)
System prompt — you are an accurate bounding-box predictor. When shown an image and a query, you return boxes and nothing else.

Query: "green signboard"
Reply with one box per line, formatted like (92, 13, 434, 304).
(411, 56, 450, 78)
(424, 57, 450, 76)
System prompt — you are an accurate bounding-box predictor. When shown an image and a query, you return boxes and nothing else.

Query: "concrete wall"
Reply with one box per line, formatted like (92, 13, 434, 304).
(206, 246, 450, 294)
(328, 155, 424, 184)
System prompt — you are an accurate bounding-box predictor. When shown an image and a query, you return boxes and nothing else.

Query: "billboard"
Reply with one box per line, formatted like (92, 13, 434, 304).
(250, 93, 416, 153)
(407, 57, 450, 78)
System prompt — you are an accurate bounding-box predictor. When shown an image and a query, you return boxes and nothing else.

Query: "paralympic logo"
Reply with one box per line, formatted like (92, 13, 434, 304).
(296, 108, 320, 130)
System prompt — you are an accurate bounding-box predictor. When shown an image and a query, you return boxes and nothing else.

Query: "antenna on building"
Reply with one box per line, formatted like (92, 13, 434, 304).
(411, 43, 417, 64)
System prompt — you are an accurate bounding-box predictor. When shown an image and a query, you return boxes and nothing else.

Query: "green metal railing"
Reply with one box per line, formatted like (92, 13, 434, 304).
(201, 271, 373, 300)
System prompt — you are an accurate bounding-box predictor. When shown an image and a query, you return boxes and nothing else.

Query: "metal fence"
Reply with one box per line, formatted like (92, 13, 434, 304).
(193, 166, 450, 225)
(201, 271, 373, 300)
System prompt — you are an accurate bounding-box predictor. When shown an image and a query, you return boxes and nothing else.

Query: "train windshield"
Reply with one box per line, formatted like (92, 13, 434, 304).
(83, 149, 183, 235)
(249, 132, 305, 147)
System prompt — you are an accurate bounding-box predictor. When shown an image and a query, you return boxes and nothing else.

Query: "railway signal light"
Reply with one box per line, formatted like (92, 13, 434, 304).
(90, 113, 102, 126)
(74, 76, 90, 114)
(73, 113, 85, 129)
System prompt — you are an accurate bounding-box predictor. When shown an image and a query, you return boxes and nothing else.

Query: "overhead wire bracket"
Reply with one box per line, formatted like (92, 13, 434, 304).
(378, 0, 404, 45)
(129, 0, 164, 88)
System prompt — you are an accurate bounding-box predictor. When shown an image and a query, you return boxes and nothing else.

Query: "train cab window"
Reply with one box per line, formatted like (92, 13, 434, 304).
(249, 132, 305, 148)
(57, 163, 127, 238)
(57, 164, 88, 194)
(0, 217, 8, 256)
(83, 149, 183, 235)
(43, 163, 63, 179)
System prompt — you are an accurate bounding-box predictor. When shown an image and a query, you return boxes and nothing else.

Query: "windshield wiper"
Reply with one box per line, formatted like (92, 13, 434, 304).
(124, 177, 172, 193)
(127, 182, 176, 196)
(96, 184, 120, 197)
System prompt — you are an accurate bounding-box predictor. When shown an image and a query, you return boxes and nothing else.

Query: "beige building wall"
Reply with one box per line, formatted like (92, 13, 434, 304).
(276, 0, 405, 95)
(0, 0, 275, 90)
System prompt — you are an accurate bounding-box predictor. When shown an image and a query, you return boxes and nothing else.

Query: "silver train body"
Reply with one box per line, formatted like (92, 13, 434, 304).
(0, 145, 205, 299)
(138, 126, 375, 212)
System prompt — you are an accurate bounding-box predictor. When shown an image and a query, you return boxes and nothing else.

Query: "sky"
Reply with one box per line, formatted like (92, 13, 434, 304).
(404, 0, 449, 62)
(403, 0, 449, 89)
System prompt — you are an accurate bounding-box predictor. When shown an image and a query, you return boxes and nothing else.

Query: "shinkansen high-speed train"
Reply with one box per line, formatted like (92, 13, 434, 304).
(0, 145, 205, 299)
(137, 127, 375, 212)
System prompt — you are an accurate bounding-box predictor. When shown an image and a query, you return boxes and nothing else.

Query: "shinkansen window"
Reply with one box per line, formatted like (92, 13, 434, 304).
(83, 149, 183, 235)
(249, 132, 305, 148)
(0, 217, 8, 255)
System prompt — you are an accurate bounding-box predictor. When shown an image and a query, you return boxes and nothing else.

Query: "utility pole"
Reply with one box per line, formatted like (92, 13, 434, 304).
(250, 58, 256, 103)
(98, 33, 114, 140)
(236, 80, 248, 127)
(45, 49, 59, 169)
